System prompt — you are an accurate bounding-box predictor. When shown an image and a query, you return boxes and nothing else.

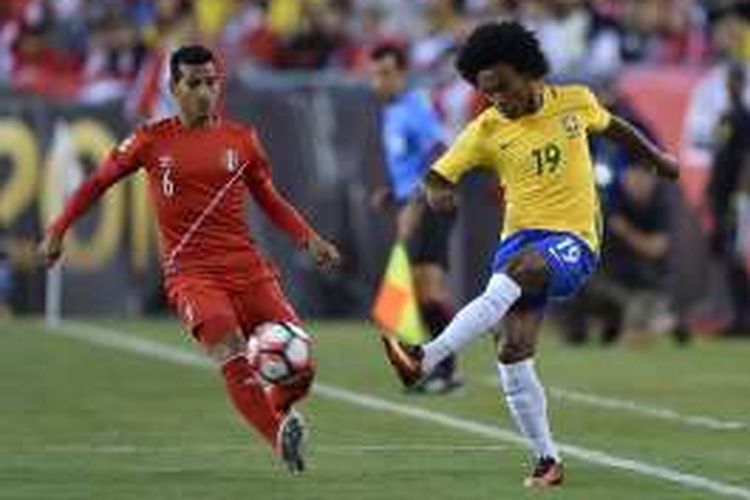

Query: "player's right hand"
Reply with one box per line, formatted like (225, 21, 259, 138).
(38, 233, 64, 268)
(307, 234, 341, 271)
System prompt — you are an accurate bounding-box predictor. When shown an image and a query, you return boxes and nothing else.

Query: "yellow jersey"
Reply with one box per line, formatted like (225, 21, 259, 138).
(432, 85, 611, 252)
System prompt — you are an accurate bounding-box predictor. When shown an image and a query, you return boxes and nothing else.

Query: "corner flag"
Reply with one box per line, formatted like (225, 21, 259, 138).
(44, 121, 81, 329)
(371, 244, 427, 344)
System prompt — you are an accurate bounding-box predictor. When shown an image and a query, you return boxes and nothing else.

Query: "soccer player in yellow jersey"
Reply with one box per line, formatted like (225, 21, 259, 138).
(382, 21, 679, 488)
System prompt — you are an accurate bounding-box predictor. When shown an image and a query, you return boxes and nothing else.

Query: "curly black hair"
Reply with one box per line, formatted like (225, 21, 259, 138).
(456, 21, 549, 85)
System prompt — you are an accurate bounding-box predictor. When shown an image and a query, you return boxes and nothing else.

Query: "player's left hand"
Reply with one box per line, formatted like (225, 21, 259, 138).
(653, 153, 679, 181)
(38, 232, 64, 268)
(307, 234, 341, 271)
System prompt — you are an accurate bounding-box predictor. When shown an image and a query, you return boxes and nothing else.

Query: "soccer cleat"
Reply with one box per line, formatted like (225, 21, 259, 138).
(278, 409, 307, 475)
(523, 456, 564, 488)
(380, 335, 424, 388)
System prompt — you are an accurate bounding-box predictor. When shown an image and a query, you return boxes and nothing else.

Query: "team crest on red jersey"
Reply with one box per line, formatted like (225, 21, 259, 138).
(561, 114, 582, 138)
(224, 148, 240, 172)
(158, 155, 174, 170)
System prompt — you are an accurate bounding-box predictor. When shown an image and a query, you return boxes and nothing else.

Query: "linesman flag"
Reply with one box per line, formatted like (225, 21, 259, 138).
(371, 244, 427, 344)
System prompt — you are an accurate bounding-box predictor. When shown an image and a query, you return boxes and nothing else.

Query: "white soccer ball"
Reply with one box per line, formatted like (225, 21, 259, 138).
(248, 322, 313, 385)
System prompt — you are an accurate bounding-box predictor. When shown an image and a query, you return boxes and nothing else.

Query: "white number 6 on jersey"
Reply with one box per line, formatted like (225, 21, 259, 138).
(161, 168, 175, 197)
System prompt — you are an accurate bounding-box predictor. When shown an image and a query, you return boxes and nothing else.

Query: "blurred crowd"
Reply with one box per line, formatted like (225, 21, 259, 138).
(2, 0, 750, 103)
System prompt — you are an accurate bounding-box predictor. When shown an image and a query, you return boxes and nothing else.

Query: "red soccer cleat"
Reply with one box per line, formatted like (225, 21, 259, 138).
(380, 335, 424, 388)
(523, 456, 564, 488)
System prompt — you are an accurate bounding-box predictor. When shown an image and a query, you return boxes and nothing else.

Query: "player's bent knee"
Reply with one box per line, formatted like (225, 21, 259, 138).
(205, 329, 247, 364)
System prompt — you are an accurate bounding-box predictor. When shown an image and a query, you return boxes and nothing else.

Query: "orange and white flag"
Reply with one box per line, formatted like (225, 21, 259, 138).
(371, 244, 426, 344)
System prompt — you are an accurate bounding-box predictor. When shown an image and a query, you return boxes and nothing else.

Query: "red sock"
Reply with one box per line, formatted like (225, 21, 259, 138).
(222, 356, 281, 449)
(268, 366, 315, 414)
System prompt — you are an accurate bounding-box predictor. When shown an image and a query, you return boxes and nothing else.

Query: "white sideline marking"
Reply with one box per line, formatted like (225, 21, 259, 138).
(481, 376, 747, 431)
(50, 321, 750, 499)
(38, 443, 509, 455)
(315, 444, 509, 453)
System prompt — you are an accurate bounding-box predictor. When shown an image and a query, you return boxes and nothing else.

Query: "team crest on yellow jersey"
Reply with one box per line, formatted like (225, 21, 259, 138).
(562, 114, 582, 138)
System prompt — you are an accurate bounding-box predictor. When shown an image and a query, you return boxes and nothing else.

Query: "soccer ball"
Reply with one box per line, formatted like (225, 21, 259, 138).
(248, 322, 313, 385)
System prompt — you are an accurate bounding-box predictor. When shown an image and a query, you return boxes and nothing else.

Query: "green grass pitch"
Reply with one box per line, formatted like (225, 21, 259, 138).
(1, 318, 748, 499)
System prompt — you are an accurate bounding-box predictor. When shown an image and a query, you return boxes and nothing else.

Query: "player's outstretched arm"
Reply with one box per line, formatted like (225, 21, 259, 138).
(599, 115, 679, 181)
(39, 157, 138, 268)
(245, 127, 341, 269)
(248, 177, 341, 270)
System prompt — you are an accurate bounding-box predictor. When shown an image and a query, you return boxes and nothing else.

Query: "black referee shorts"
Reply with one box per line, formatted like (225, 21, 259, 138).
(407, 203, 456, 269)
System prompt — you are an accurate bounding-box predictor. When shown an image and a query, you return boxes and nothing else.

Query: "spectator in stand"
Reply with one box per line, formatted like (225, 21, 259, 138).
(707, 62, 750, 336)
(683, 5, 750, 169)
(410, 0, 464, 73)
(278, 1, 352, 69)
(10, 2, 83, 99)
(126, 0, 197, 120)
(618, 0, 708, 65)
(140, 0, 195, 50)
(343, 3, 405, 73)
(0, 0, 735, 100)
(192, 0, 238, 41)
(223, 3, 280, 68)
(80, 2, 147, 103)
(561, 161, 689, 346)
(520, 0, 592, 77)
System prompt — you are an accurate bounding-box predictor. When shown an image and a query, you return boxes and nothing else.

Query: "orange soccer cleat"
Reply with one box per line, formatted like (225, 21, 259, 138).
(380, 335, 424, 388)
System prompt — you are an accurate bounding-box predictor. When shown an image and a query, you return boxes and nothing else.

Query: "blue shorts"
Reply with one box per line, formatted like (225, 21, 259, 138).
(491, 229, 598, 309)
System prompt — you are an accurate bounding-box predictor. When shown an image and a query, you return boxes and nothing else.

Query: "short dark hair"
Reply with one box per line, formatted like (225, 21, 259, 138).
(170, 45, 215, 84)
(456, 21, 549, 85)
(370, 42, 409, 70)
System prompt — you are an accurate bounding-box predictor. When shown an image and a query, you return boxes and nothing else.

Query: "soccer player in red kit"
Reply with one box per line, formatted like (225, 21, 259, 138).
(39, 45, 341, 474)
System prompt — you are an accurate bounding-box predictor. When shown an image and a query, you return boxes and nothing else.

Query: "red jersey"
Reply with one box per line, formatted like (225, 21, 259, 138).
(50, 116, 314, 290)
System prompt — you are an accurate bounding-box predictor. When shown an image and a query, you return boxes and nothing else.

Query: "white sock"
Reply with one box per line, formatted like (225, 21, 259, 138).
(497, 359, 560, 462)
(421, 273, 521, 373)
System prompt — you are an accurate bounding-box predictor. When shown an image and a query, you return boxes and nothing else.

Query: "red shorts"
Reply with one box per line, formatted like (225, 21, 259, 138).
(167, 276, 300, 346)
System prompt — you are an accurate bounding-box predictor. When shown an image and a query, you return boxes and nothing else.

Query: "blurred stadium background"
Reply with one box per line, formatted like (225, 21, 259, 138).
(1, 1, 749, 499)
